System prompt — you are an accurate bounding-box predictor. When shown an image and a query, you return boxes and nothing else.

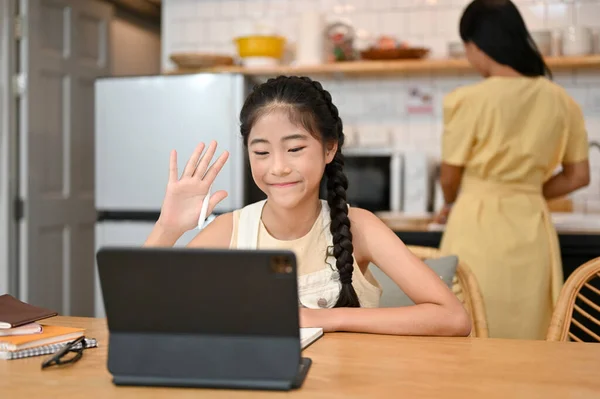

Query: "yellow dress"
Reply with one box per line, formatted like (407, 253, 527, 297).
(439, 76, 589, 340)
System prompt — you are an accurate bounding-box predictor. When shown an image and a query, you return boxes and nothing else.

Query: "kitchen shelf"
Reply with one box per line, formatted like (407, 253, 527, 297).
(165, 55, 600, 77)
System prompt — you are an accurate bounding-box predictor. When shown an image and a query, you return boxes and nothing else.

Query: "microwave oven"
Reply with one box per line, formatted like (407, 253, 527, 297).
(337, 150, 402, 213)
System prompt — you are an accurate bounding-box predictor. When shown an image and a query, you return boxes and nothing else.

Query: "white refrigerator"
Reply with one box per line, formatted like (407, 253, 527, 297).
(94, 73, 247, 317)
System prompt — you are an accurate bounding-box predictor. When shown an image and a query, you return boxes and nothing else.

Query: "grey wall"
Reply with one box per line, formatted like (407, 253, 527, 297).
(110, 9, 161, 76)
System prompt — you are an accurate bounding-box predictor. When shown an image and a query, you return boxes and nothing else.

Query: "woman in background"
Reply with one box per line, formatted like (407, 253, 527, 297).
(436, 0, 590, 339)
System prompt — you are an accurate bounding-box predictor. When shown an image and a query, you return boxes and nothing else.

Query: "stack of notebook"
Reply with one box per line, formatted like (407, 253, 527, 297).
(0, 294, 96, 360)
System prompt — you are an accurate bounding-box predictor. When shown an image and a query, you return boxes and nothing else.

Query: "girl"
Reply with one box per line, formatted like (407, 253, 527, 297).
(145, 75, 471, 337)
(435, 0, 590, 339)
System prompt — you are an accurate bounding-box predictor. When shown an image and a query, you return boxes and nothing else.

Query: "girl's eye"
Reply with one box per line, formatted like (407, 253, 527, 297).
(253, 151, 269, 156)
(289, 147, 305, 153)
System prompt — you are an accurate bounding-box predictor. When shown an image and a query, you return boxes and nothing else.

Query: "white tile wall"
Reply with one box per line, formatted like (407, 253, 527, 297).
(162, 0, 600, 209)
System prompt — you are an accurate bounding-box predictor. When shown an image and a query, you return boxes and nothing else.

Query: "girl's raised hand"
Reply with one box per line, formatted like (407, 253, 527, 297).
(157, 141, 229, 234)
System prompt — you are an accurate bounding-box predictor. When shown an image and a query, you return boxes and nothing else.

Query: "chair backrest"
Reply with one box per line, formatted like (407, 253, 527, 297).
(406, 245, 489, 338)
(546, 257, 600, 342)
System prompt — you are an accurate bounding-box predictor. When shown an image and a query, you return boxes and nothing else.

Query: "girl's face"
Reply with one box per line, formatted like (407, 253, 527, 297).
(247, 110, 337, 209)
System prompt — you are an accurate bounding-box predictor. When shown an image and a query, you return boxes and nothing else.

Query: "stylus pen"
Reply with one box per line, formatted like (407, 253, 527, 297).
(198, 185, 212, 231)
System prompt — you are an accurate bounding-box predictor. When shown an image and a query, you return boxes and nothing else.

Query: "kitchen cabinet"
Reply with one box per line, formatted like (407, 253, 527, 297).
(393, 229, 600, 282)
(379, 212, 600, 281)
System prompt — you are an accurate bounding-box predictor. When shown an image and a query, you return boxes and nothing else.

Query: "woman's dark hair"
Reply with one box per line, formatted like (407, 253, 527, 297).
(460, 0, 552, 78)
(240, 75, 360, 308)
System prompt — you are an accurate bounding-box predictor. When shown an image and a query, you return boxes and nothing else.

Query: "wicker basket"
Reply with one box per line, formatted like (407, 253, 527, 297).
(360, 47, 430, 60)
(170, 53, 235, 69)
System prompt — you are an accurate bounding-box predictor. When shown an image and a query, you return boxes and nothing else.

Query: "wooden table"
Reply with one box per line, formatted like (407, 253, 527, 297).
(2, 317, 600, 398)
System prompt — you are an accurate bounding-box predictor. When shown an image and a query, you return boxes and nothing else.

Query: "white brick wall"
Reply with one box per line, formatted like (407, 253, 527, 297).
(162, 0, 600, 209)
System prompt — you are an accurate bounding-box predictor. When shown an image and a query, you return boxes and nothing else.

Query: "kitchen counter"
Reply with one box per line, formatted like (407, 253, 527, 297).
(377, 211, 600, 234)
(377, 212, 600, 281)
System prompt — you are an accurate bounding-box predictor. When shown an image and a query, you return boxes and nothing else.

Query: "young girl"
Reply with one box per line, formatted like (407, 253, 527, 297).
(145, 75, 471, 337)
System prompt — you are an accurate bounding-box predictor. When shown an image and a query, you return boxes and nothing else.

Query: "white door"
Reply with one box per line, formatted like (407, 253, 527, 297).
(0, 0, 17, 295)
(19, 0, 112, 315)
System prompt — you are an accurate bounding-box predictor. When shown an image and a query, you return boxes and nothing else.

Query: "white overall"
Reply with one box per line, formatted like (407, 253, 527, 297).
(229, 200, 382, 309)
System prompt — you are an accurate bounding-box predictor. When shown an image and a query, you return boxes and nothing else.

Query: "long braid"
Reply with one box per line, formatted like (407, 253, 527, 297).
(299, 77, 361, 308)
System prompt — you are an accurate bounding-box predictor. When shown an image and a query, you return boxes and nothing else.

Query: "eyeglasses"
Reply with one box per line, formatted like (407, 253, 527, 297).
(41, 336, 88, 369)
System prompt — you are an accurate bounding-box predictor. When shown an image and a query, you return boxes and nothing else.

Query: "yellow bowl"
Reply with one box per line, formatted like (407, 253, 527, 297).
(234, 35, 286, 59)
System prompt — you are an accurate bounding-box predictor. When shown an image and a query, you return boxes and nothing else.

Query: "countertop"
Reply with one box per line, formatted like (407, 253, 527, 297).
(376, 212, 600, 235)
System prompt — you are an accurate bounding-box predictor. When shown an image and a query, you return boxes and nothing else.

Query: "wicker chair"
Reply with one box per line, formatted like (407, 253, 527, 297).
(546, 257, 600, 342)
(407, 245, 489, 338)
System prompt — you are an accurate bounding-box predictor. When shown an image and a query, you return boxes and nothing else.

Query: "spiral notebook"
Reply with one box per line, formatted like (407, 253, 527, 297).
(0, 338, 98, 360)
